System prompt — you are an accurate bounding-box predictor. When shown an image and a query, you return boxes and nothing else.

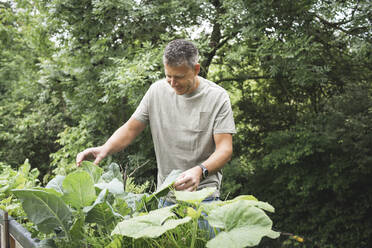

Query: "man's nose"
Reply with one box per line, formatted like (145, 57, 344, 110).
(169, 77, 177, 86)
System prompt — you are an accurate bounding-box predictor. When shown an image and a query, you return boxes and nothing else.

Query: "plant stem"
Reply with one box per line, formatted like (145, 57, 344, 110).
(190, 219, 198, 248)
(150, 238, 164, 248)
(167, 232, 181, 248)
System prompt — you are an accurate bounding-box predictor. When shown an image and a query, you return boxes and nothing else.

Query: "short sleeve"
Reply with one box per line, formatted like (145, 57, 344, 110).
(131, 87, 152, 124)
(213, 93, 236, 134)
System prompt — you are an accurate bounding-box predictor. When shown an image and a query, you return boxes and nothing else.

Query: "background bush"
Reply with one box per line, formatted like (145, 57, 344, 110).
(1, 0, 371, 247)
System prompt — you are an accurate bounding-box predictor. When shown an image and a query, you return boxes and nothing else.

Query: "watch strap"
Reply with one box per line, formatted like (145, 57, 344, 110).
(199, 164, 209, 179)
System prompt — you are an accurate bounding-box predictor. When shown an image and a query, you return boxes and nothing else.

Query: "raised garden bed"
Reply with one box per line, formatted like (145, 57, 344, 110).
(0, 210, 38, 248)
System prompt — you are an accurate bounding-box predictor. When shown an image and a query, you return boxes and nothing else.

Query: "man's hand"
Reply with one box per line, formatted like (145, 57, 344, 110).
(76, 146, 108, 166)
(76, 118, 146, 167)
(174, 166, 203, 191)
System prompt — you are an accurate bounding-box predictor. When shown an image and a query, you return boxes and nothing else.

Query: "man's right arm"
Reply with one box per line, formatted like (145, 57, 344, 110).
(76, 117, 146, 166)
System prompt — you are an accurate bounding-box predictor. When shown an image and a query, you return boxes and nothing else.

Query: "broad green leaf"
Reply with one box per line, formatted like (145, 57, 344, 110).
(117, 192, 148, 213)
(95, 178, 124, 195)
(187, 207, 202, 219)
(12, 189, 72, 237)
(112, 205, 191, 238)
(201, 195, 275, 214)
(207, 228, 280, 248)
(224, 195, 274, 212)
(85, 201, 117, 226)
(62, 171, 96, 209)
(81, 161, 103, 183)
(45, 175, 65, 194)
(229, 195, 258, 201)
(206, 200, 280, 248)
(239, 200, 275, 213)
(113, 198, 132, 217)
(83, 188, 108, 213)
(175, 187, 216, 205)
(84, 189, 117, 226)
(105, 236, 123, 248)
(140, 170, 183, 210)
(155, 169, 183, 197)
(99, 163, 123, 183)
(70, 215, 85, 241)
(35, 187, 63, 197)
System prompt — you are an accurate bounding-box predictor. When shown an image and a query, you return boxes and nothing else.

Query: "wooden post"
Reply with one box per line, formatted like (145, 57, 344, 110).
(3, 212, 9, 248)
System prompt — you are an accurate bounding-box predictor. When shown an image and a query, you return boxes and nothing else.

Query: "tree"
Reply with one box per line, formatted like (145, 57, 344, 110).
(1, 0, 371, 246)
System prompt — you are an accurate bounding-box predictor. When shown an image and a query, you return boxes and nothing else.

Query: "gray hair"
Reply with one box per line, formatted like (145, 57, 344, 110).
(163, 39, 199, 68)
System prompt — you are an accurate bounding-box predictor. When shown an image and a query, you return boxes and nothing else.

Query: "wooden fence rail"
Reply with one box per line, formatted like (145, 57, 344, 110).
(0, 210, 38, 248)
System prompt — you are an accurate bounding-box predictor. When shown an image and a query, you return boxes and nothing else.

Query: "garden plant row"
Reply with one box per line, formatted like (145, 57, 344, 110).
(4, 161, 279, 247)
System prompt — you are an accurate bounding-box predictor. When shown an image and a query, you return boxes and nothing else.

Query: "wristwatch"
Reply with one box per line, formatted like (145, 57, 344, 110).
(199, 164, 209, 180)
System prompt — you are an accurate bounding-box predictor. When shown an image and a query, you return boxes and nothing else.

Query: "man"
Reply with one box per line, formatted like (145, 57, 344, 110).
(76, 39, 236, 200)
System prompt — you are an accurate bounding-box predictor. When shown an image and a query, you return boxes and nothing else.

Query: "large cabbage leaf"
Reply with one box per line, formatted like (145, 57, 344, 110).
(81, 161, 103, 183)
(62, 170, 96, 209)
(206, 200, 280, 248)
(84, 189, 118, 226)
(98, 163, 123, 183)
(175, 187, 216, 205)
(12, 189, 72, 237)
(111, 205, 191, 238)
(95, 178, 124, 195)
(45, 175, 65, 194)
(201, 195, 275, 215)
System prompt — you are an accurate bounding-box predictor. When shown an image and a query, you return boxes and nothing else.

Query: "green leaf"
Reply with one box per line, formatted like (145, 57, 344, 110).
(229, 195, 258, 201)
(201, 195, 275, 214)
(117, 192, 148, 213)
(81, 161, 103, 183)
(45, 175, 65, 194)
(70, 215, 85, 241)
(225, 195, 275, 213)
(139, 169, 183, 210)
(155, 169, 183, 197)
(113, 198, 132, 217)
(12, 189, 72, 237)
(99, 163, 123, 183)
(206, 200, 280, 248)
(62, 171, 96, 209)
(36, 187, 63, 197)
(95, 178, 124, 195)
(111, 205, 191, 238)
(186, 207, 202, 219)
(84, 189, 117, 226)
(105, 236, 123, 248)
(175, 187, 217, 205)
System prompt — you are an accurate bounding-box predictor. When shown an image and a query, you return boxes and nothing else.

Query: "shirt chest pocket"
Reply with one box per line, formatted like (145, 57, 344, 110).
(196, 112, 210, 132)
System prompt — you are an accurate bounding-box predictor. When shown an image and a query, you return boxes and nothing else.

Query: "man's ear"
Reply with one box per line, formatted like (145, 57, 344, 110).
(194, 63, 200, 75)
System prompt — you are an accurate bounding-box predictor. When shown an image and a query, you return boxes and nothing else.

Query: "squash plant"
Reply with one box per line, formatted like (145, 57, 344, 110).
(12, 162, 279, 247)
(0, 160, 44, 239)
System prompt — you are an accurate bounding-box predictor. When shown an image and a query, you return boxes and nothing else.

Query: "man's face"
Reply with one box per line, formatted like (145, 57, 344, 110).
(164, 63, 200, 95)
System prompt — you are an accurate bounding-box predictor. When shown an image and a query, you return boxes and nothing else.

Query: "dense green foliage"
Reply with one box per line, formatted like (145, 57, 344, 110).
(1, 0, 371, 247)
(12, 162, 279, 247)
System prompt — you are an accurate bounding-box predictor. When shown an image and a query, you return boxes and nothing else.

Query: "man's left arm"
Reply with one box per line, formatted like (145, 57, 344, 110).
(174, 133, 233, 191)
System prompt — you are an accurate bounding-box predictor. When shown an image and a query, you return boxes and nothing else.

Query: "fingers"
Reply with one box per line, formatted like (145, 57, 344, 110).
(76, 151, 86, 167)
(93, 155, 103, 165)
(174, 166, 202, 191)
(173, 174, 187, 188)
(76, 147, 104, 166)
(174, 174, 199, 191)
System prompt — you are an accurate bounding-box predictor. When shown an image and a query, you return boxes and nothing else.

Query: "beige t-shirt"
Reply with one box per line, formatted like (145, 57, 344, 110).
(132, 76, 236, 197)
